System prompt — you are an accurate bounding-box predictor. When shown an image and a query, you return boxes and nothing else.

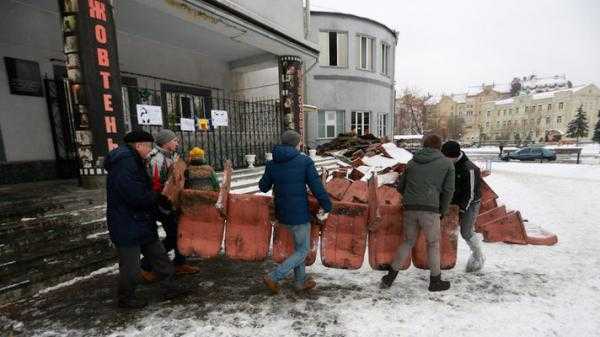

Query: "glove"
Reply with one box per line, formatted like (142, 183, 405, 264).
(157, 194, 173, 214)
(316, 209, 329, 222)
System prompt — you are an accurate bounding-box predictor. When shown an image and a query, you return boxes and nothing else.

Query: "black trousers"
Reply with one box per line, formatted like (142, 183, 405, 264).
(141, 211, 185, 271)
(117, 240, 175, 299)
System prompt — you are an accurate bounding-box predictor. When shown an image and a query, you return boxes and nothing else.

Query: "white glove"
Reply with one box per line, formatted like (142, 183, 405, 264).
(215, 201, 223, 211)
(316, 209, 329, 222)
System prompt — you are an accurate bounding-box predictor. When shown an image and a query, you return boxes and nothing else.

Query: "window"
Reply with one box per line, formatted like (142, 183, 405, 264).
(559, 102, 564, 110)
(557, 116, 562, 123)
(546, 117, 550, 124)
(377, 113, 388, 137)
(351, 111, 371, 135)
(318, 110, 345, 138)
(486, 111, 491, 117)
(496, 121, 500, 128)
(485, 122, 490, 128)
(502, 121, 506, 127)
(380, 43, 391, 76)
(547, 104, 552, 111)
(507, 121, 512, 127)
(509, 108, 513, 115)
(318, 31, 348, 67)
(525, 106, 529, 112)
(537, 105, 542, 112)
(358, 36, 374, 71)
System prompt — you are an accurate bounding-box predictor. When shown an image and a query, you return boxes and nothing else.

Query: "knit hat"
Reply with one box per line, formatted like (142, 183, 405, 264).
(189, 147, 205, 159)
(123, 130, 154, 143)
(155, 129, 177, 146)
(281, 130, 301, 147)
(441, 141, 461, 158)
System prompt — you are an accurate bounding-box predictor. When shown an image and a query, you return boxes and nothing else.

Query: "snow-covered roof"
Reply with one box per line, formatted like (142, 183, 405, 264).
(530, 85, 587, 100)
(522, 75, 569, 91)
(451, 94, 466, 104)
(424, 95, 441, 105)
(495, 97, 515, 106)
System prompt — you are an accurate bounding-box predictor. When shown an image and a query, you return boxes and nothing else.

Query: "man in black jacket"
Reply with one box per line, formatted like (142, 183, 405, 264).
(105, 130, 186, 309)
(441, 141, 485, 272)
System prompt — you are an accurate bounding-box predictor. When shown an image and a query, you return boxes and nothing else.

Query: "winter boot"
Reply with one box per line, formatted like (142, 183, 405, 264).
(428, 274, 451, 292)
(295, 276, 317, 292)
(118, 296, 148, 309)
(263, 274, 280, 294)
(465, 235, 485, 273)
(379, 266, 399, 289)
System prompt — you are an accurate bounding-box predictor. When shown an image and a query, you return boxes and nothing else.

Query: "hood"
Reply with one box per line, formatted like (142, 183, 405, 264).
(412, 147, 445, 164)
(455, 151, 469, 165)
(272, 145, 300, 163)
(104, 145, 137, 172)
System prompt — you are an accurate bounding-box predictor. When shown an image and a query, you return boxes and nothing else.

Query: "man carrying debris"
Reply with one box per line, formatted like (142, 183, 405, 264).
(105, 130, 187, 309)
(380, 134, 455, 292)
(142, 129, 199, 282)
(184, 147, 220, 191)
(260, 130, 332, 293)
(441, 141, 485, 272)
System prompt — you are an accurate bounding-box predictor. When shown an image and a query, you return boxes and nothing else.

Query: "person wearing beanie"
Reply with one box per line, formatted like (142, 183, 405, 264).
(104, 130, 187, 308)
(184, 147, 219, 191)
(380, 134, 455, 292)
(260, 130, 332, 294)
(142, 129, 199, 280)
(441, 140, 484, 272)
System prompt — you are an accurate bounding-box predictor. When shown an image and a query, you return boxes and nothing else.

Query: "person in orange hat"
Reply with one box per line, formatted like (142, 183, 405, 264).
(184, 147, 219, 191)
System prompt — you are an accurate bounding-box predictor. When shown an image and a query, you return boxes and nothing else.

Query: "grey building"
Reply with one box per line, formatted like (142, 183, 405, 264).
(0, 0, 317, 184)
(305, 11, 397, 148)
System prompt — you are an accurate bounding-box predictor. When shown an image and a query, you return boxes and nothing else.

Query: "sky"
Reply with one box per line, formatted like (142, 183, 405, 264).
(310, 0, 600, 96)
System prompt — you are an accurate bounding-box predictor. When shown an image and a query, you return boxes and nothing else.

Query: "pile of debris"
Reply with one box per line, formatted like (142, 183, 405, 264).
(319, 135, 413, 186)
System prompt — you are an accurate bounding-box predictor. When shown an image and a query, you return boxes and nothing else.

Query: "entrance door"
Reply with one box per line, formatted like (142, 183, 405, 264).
(43, 66, 78, 179)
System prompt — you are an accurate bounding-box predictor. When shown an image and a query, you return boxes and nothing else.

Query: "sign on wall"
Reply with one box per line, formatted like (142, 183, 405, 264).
(136, 104, 163, 125)
(278, 55, 304, 146)
(211, 110, 228, 127)
(180, 118, 195, 131)
(58, 0, 125, 178)
(4, 57, 43, 97)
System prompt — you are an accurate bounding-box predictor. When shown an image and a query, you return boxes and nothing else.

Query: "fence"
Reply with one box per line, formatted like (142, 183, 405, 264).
(124, 85, 282, 171)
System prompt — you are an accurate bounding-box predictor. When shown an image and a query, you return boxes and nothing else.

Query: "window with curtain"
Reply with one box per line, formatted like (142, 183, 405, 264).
(318, 110, 345, 138)
(380, 43, 390, 76)
(351, 111, 371, 135)
(318, 31, 348, 67)
(358, 36, 374, 71)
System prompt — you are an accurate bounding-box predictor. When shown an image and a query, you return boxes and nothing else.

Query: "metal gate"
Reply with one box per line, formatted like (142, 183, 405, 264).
(124, 85, 282, 171)
(44, 78, 79, 179)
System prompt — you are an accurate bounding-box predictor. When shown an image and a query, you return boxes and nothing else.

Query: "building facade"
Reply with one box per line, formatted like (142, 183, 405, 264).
(1, 0, 318, 184)
(480, 84, 600, 142)
(304, 11, 397, 147)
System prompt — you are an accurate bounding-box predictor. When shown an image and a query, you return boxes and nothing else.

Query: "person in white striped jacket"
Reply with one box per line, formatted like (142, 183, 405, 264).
(442, 141, 485, 272)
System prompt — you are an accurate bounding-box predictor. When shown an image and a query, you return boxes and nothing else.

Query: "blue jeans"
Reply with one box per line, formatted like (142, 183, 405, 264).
(269, 223, 310, 287)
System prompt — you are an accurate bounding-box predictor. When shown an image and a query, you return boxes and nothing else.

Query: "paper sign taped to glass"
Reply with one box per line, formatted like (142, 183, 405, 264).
(136, 104, 163, 126)
(198, 118, 210, 131)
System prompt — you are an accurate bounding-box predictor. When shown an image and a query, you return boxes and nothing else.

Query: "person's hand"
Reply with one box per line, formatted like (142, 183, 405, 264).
(316, 209, 329, 223)
(157, 194, 173, 214)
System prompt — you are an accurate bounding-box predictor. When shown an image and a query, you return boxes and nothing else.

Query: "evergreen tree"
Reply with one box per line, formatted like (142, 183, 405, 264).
(592, 110, 600, 145)
(566, 105, 589, 145)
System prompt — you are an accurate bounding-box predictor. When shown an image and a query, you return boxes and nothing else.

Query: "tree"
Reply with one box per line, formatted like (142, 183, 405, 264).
(592, 110, 600, 151)
(398, 88, 427, 135)
(566, 105, 589, 145)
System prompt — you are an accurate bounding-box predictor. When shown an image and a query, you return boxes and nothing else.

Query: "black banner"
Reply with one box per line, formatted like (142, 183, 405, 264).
(4, 57, 43, 97)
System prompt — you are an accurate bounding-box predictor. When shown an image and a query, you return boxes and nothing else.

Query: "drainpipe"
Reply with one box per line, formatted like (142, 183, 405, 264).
(304, 0, 311, 39)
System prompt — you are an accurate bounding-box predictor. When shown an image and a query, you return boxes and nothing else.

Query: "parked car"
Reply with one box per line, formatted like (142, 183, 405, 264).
(501, 147, 557, 162)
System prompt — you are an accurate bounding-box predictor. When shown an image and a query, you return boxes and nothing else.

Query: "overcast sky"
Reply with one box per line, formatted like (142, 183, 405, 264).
(310, 0, 600, 96)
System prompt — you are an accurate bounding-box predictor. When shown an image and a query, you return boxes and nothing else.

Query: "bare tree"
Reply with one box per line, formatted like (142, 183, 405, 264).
(397, 87, 428, 135)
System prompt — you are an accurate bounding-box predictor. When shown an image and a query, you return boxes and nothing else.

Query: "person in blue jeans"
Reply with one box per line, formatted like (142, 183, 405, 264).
(259, 130, 332, 293)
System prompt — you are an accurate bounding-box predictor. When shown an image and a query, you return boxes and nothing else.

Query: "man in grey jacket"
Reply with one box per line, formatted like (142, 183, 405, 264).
(380, 134, 455, 291)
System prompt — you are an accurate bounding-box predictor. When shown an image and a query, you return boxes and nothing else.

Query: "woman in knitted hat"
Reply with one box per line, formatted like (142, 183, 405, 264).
(184, 147, 220, 191)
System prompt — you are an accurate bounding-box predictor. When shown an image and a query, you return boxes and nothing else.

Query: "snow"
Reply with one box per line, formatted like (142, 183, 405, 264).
(35, 264, 118, 296)
(393, 134, 423, 140)
(361, 155, 399, 170)
(8, 163, 600, 337)
(108, 162, 597, 337)
(495, 97, 514, 105)
(381, 143, 413, 163)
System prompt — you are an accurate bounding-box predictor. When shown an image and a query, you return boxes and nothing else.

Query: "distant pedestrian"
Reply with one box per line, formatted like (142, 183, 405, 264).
(105, 130, 186, 309)
(442, 141, 485, 272)
(499, 143, 505, 159)
(260, 130, 332, 293)
(380, 134, 455, 292)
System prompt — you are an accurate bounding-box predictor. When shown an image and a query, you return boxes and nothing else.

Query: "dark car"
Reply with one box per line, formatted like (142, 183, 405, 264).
(502, 147, 557, 162)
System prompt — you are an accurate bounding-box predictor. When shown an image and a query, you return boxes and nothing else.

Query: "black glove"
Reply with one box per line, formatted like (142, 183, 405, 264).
(157, 194, 173, 214)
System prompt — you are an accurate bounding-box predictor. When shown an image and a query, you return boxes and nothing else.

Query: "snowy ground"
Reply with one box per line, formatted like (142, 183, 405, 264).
(2, 162, 600, 337)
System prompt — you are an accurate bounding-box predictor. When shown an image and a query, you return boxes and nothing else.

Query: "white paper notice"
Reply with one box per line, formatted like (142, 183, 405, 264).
(136, 105, 163, 126)
(211, 110, 228, 127)
(180, 118, 195, 131)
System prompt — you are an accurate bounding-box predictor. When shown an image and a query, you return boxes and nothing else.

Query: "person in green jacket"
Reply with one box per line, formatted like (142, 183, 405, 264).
(184, 147, 220, 191)
(380, 134, 455, 292)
